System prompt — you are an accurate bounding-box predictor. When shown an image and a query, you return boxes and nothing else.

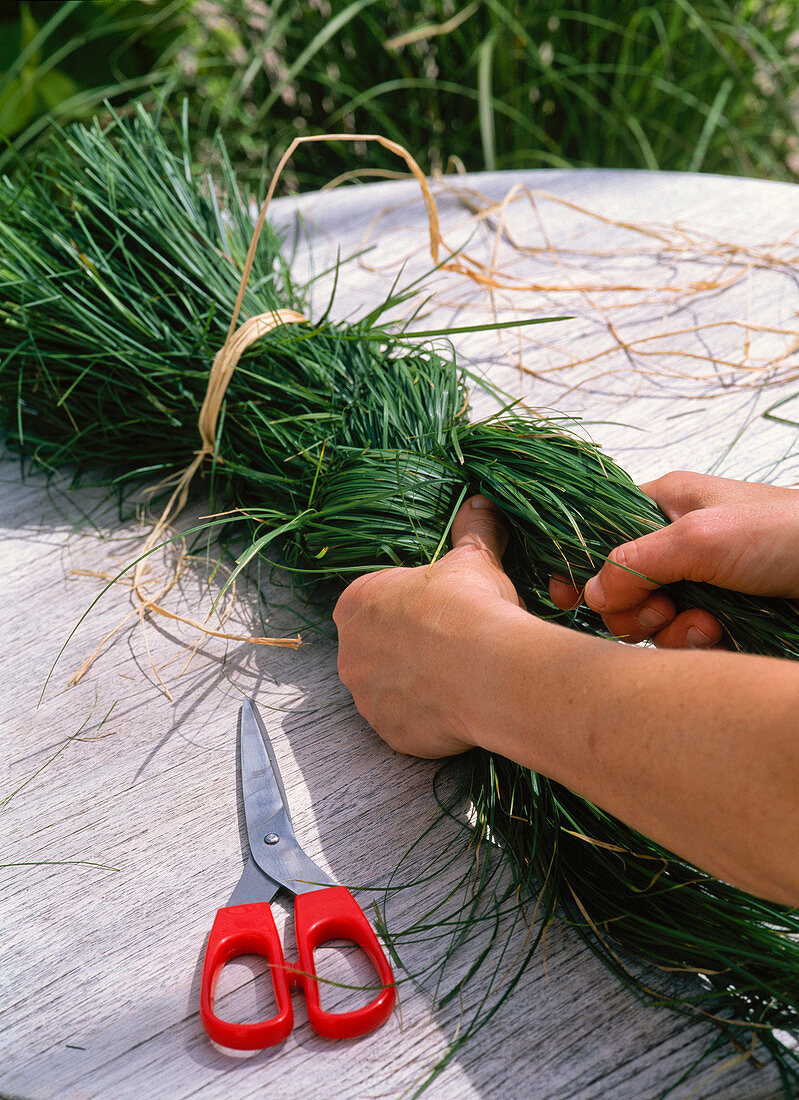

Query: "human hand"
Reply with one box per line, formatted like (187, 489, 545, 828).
(333, 495, 527, 758)
(550, 471, 799, 648)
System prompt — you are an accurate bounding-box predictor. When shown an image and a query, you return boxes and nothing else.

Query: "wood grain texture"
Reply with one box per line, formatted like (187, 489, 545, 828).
(2, 168, 798, 1100)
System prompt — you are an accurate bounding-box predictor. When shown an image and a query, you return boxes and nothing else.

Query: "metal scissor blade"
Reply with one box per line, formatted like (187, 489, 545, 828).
(226, 856, 281, 907)
(239, 698, 336, 896)
(241, 696, 292, 826)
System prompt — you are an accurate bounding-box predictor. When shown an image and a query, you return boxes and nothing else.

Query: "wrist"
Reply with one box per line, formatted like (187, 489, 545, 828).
(461, 608, 625, 789)
(459, 601, 552, 759)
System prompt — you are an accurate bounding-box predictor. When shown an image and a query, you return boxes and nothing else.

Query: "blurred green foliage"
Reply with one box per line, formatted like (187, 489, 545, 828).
(0, 0, 187, 169)
(1, 0, 797, 187)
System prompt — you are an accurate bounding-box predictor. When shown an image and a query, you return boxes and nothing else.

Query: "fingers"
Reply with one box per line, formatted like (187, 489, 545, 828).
(450, 494, 509, 565)
(639, 471, 717, 521)
(552, 570, 677, 636)
(649, 608, 723, 649)
(583, 521, 704, 613)
(549, 575, 581, 609)
(598, 589, 678, 644)
(640, 470, 760, 522)
(583, 534, 665, 613)
(601, 603, 723, 648)
(552, 577, 723, 648)
(551, 564, 723, 649)
(551, 574, 698, 646)
(555, 470, 746, 649)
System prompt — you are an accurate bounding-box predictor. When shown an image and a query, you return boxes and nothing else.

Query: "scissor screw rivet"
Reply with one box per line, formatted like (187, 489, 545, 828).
(264, 833, 280, 845)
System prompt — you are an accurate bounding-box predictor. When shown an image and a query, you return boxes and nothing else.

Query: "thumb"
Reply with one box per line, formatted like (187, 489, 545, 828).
(450, 495, 509, 565)
(584, 519, 702, 612)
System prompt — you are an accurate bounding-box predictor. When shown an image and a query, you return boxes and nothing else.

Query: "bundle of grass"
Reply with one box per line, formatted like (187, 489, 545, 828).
(2, 106, 799, 1090)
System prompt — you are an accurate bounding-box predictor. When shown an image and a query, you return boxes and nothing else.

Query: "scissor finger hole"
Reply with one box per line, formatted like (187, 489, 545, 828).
(313, 939, 383, 1014)
(213, 953, 279, 1025)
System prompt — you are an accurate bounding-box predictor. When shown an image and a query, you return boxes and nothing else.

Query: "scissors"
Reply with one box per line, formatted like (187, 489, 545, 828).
(199, 697, 396, 1050)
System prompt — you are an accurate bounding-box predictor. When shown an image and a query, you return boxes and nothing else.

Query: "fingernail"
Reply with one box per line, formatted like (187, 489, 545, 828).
(469, 495, 495, 510)
(686, 626, 712, 648)
(584, 575, 605, 610)
(637, 607, 667, 632)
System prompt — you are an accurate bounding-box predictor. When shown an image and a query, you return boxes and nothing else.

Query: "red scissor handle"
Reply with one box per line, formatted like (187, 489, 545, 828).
(199, 901, 294, 1050)
(199, 888, 395, 1049)
(294, 885, 396, 1039)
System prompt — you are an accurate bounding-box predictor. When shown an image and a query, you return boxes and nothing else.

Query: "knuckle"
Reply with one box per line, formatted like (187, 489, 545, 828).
(655, 470, 685, 496)
(674, 509, 714, 548)
(479, 512, 509, 547)
(651, 470, 710, 513)
(332, 582, 359, 625)
(332, 591, 352, 627)
(608, 541, 637, 573)
(332, 569, 387, 625)
(451, 515, 509, 562)
(608, 543, 625, 568)
(352, 694, 375, 730)
(668, 469, 701, 488)
(454, 539, 508, 574)
(646, 470, 685, 507)
(452, 541, 485, 561)
(672, 509, 737, 585)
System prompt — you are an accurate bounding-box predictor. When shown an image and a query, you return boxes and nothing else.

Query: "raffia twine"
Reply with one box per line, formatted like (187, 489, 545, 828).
(71, 132, 461, 691)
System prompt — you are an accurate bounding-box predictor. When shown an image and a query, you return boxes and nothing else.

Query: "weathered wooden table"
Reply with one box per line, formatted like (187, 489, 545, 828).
(2, 168, 798, 1100)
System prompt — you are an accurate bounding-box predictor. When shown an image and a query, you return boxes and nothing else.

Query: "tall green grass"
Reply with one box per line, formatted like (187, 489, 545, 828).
(2, 1, 797, 186)
(171, 0, 799, 185)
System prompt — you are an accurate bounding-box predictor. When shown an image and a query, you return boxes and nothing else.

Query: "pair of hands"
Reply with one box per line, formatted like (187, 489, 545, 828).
(333, 472, 799, 758)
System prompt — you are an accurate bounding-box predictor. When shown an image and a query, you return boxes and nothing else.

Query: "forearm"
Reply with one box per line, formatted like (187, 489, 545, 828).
(334, 495, 799, 906)
(464, 602, 799, 906)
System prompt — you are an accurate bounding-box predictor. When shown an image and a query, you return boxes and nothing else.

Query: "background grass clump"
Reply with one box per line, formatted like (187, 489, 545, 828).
(1, 0, 797, 187)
